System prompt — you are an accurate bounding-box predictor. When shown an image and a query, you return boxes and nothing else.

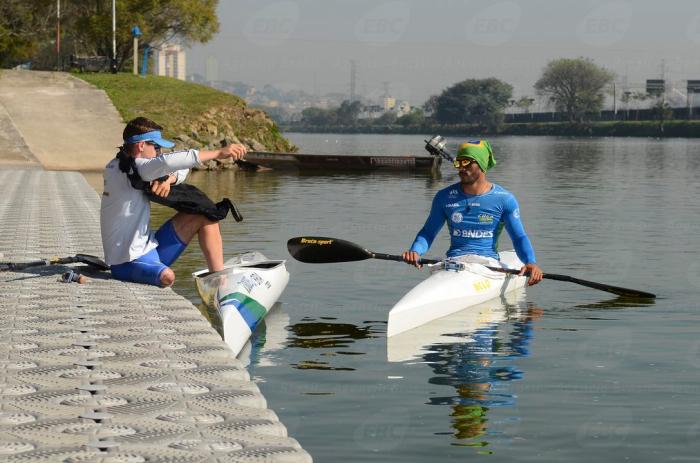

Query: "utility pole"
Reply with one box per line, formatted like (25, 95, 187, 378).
(56, 0, 61, 70)
(349, 60, 357, 102)
(111, 0, 117, 73)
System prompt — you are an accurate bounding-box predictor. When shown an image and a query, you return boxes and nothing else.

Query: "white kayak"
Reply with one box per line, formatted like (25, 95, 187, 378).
(192, 251, 290, 357)
(387, 250, 527, 337)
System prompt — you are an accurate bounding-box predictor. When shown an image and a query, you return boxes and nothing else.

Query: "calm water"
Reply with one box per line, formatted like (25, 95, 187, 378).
(152, 134, 700, 462)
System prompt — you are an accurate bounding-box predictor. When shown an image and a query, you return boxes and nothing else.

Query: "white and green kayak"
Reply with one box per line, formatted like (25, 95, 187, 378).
(193, 251, 290, 357)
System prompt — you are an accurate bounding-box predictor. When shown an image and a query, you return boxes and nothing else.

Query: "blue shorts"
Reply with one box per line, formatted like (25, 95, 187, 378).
(110, 219, 188, 286)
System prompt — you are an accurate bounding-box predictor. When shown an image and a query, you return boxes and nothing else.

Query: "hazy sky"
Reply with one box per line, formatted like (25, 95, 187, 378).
(187, 0, 700, 105)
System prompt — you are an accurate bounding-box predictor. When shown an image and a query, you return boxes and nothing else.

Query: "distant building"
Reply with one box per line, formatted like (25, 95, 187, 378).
(397, 101, 411, 117)
(358, 105, 384, 119)
(382, 96, 396, 111)
(156, 44, 186, 80)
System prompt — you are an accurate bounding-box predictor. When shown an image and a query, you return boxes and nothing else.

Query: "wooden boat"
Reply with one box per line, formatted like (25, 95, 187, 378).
(244, 151, 440, 172)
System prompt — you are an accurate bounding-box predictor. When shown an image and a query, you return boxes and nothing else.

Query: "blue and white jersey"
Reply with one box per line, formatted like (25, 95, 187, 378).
(409, 182, 536, 264)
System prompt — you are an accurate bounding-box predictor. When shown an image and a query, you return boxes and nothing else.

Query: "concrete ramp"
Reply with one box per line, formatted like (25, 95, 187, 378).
(0, 70, 124, 171)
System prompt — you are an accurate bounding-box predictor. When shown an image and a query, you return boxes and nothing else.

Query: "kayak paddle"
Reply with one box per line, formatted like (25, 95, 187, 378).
(287, 236, 440, 265)
(0, 253, 109, 272)
(287, 236, 656, 299)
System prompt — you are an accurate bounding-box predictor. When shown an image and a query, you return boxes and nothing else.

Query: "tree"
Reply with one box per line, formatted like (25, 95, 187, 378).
(301, 107, 335, 126)
(1, 0, 219, 71)
(434, 78, 513, 131)
(651, 100, 673, 134)
(422, 95, 439, 116)
(397, 108, 425, 126)
(335, 100, 362, 125)
(374, 111, 398, 125)
(535, 57, 614, 123)
(515, 96, 535, 114)
(0, 0, 53, 67)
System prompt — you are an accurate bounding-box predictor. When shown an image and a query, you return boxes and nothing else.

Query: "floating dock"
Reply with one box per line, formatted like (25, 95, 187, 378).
(0, 169, 312, 462)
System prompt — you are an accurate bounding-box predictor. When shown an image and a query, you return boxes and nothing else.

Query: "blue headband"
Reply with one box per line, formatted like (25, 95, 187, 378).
(124, 130, 175, 148)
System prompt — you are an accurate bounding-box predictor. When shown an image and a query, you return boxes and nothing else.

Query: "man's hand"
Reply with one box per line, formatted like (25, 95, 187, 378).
(217, 143, 248, 161)
(150, 174, 176, 198)
(402, 251, 423, 269)
(519, 263, 543, 286)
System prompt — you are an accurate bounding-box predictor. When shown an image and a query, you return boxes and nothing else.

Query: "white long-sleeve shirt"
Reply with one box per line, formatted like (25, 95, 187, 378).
(100, 149, 200, 266)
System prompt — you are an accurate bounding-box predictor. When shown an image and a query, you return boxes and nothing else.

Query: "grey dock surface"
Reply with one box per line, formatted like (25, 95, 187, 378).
(0, 169, 311, 462)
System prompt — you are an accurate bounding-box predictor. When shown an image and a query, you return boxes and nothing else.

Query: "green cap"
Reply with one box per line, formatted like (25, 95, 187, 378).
(456, 140, 497, 172)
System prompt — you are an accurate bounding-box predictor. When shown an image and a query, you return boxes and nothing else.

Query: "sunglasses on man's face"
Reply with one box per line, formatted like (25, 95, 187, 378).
(453, 158, 478, 169)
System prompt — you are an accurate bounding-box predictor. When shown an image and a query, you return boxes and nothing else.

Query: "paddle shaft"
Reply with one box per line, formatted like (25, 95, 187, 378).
(377, 256, 655, 298)
(487, 267, 656, 299)
(372, 252, 439, 265)
(0, 254, 108, 272)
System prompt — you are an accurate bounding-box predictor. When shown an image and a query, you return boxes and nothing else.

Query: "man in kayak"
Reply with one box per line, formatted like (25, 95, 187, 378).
(100, 117, 247, 287)
(402, 139, 543, 285)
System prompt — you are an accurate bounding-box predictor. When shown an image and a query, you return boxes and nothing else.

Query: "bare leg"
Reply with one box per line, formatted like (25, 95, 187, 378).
(170, 213, 224, 272)
(197, 221, 224, 271)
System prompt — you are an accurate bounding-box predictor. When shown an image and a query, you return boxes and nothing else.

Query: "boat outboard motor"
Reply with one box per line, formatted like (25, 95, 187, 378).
(423, 135, 455, 162)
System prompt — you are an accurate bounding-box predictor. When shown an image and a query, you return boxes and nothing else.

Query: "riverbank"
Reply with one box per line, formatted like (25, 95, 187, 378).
(76, 73, 296, 155)
(282, 120, 700, 138)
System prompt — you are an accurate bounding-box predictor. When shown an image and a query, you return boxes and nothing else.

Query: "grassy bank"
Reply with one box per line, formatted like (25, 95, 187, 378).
(75, 73, 295, 152)
(283, 120, 700, 138)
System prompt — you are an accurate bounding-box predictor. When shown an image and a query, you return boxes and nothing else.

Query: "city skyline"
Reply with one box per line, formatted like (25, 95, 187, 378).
(186, 0, 700, 106)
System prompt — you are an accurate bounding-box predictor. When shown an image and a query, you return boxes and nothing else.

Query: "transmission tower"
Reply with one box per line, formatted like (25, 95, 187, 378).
(350, 60, 357, 102)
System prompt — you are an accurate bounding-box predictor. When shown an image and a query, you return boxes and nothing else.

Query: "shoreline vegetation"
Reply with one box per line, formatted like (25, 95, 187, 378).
(281, 120, 700, 138)
(74, 73, 297, 170)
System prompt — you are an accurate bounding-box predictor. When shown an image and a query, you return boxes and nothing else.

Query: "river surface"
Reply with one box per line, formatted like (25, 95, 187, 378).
(152, 134, 700, 462)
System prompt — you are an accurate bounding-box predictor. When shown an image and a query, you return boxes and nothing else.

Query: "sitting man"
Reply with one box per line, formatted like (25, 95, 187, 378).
(402, 139, 543, 285)
(100, 116, 246, 287)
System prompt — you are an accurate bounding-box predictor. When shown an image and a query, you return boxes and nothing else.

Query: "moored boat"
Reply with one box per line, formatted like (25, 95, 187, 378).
(193, 251, 290, 357)
(387, 250, 527, 337)
(244, 151, 440, 172)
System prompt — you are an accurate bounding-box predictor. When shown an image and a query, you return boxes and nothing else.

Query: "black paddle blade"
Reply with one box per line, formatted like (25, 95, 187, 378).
(545, 273, 656, 299)
(287, 237, 372, 263)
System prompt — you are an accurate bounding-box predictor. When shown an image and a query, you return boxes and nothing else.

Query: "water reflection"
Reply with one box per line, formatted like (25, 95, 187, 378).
(285, 316, 384, 371)
(194, 300, 290, 368)
(425, 306, 542, 449)
(572, 296, 657, 310)
(388, 290, 542, 451)
(242, 304, 290, 370)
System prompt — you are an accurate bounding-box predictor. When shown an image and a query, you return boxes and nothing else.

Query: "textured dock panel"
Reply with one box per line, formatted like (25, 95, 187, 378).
(0, 169, 312, 462)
